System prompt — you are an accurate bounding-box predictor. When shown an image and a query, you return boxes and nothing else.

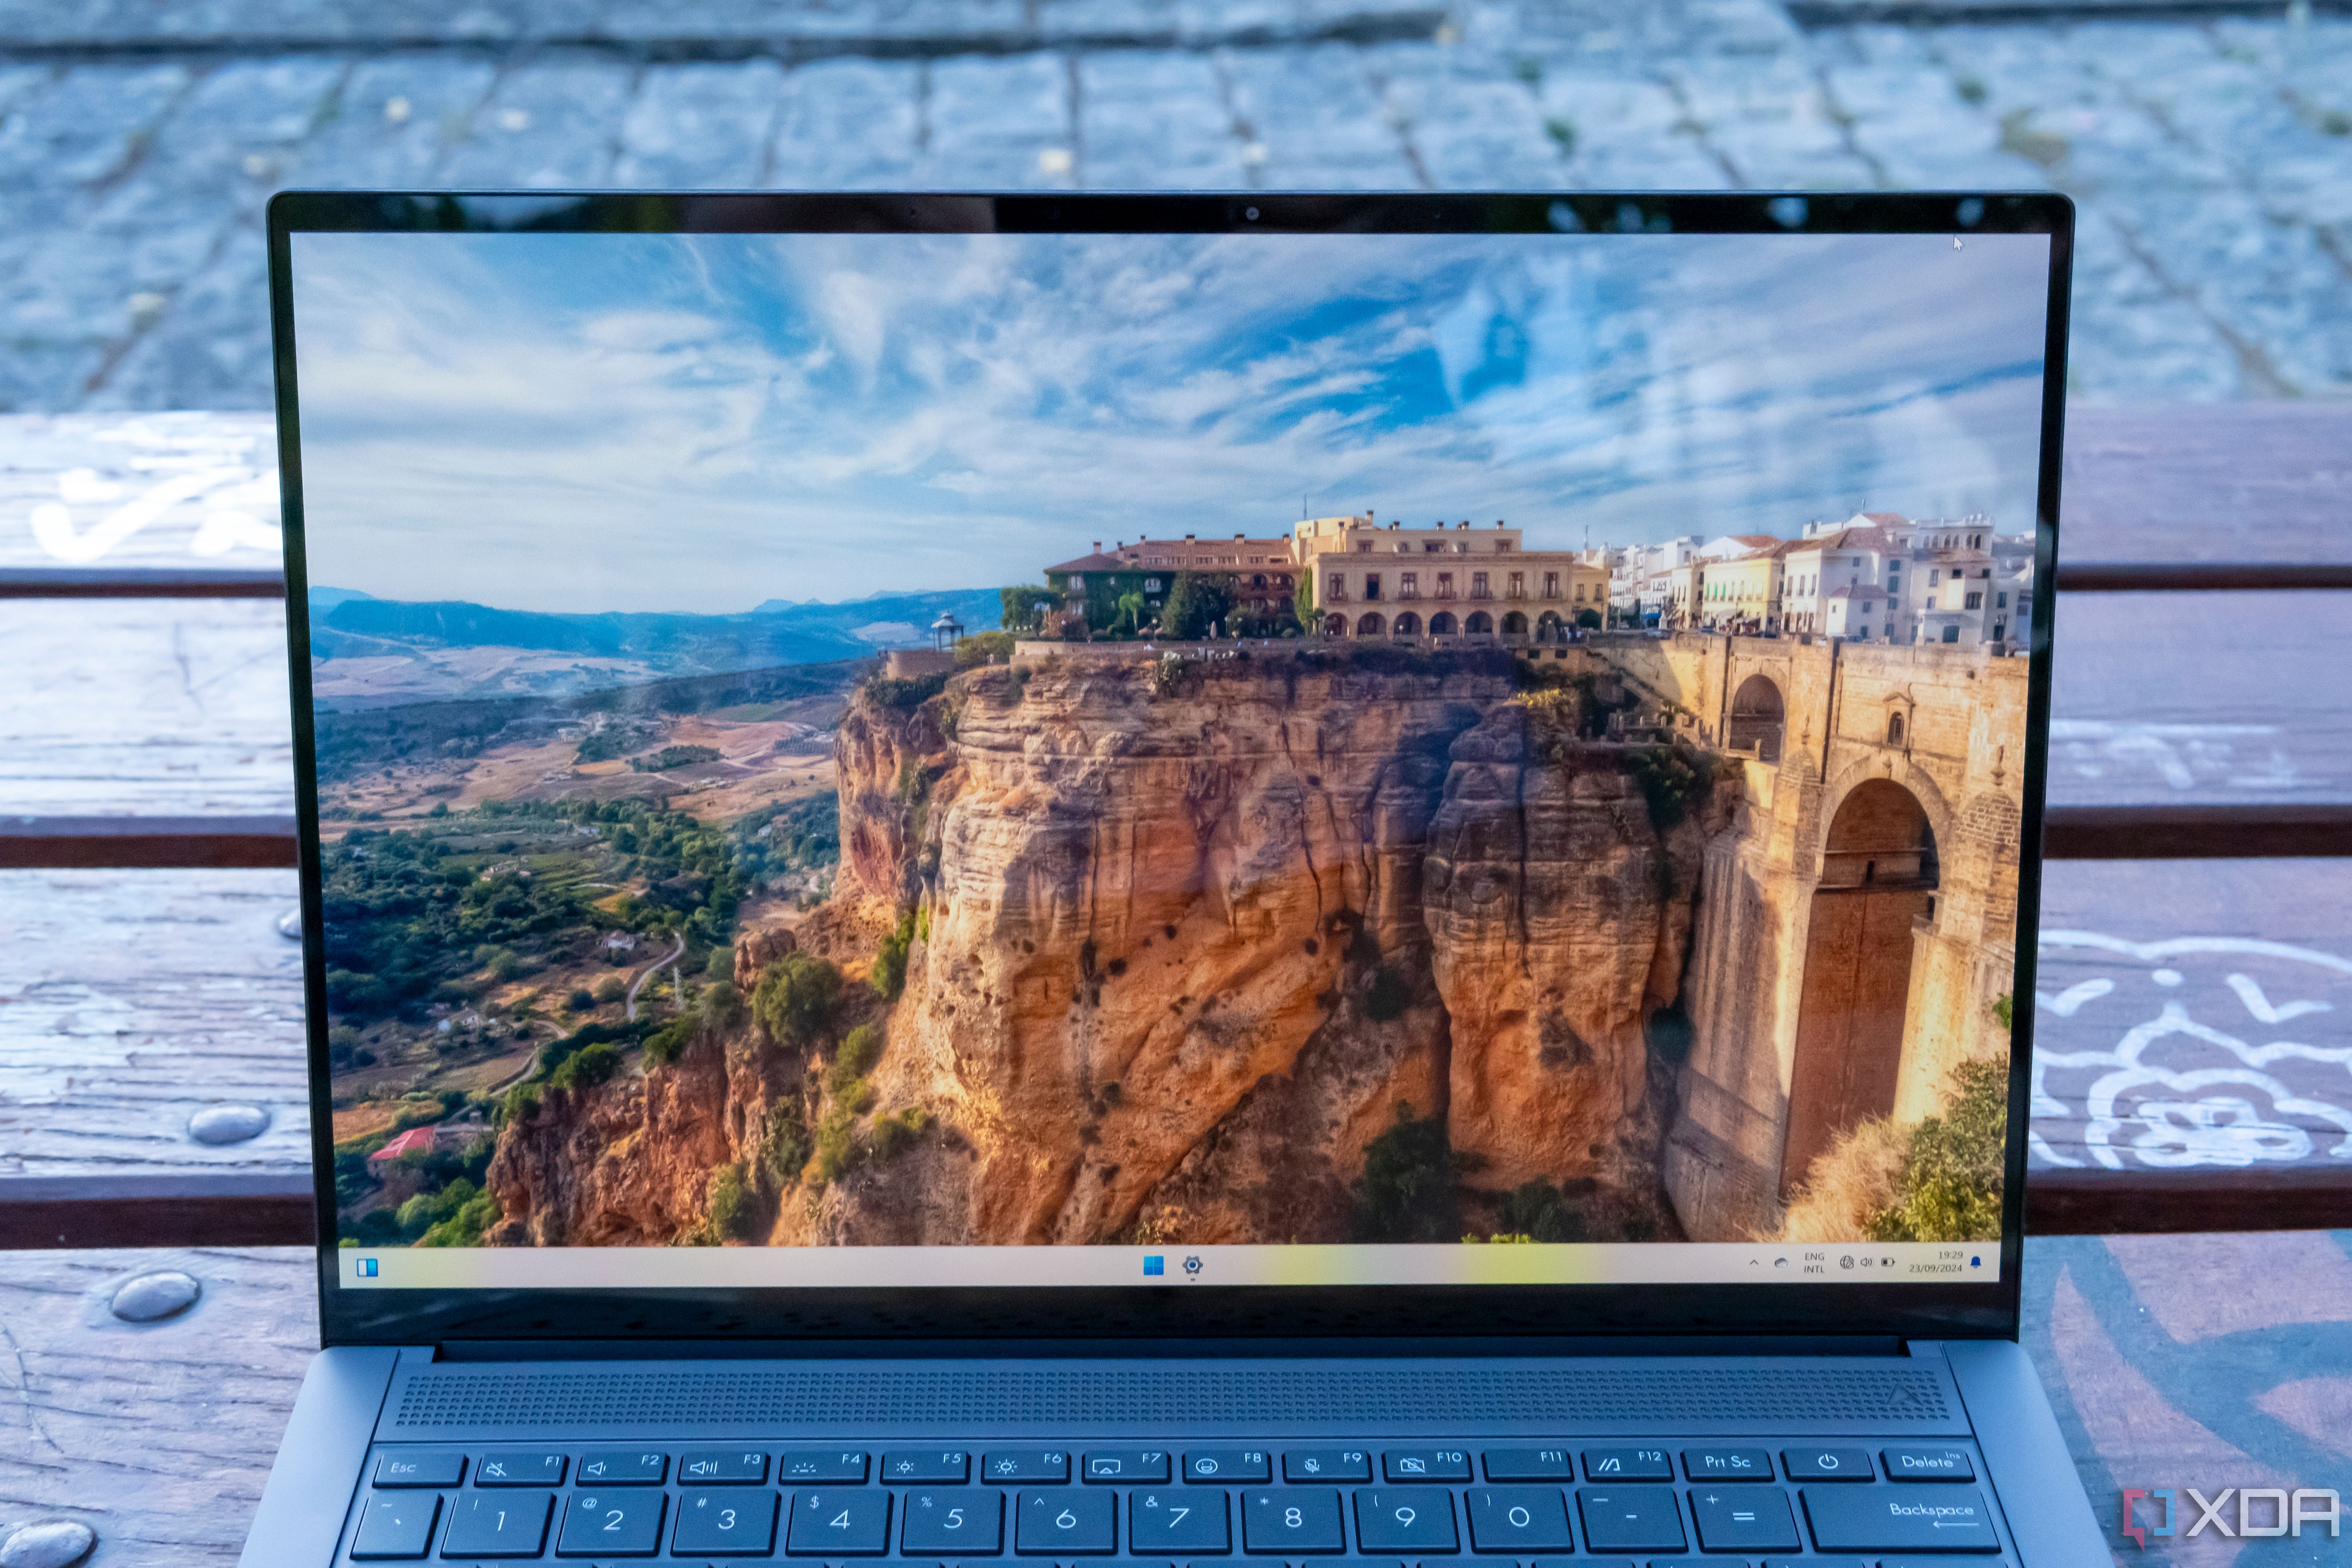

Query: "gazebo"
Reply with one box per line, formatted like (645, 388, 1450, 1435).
(930, 611, 964, 652)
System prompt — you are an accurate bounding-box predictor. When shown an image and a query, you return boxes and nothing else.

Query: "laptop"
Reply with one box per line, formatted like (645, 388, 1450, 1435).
(246, 190, 2103, 1568)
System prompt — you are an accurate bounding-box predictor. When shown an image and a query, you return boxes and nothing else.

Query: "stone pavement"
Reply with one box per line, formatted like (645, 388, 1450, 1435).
(0, 0, 2346, 414)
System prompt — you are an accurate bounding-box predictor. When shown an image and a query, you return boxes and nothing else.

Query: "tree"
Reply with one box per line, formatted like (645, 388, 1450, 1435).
(1576, 607, 1602, 630)
(1161, 572, 1233, 641)
(1000, 584, 1058, 631)
(1292, 571, 1316, 627)
(1112, 590, 1148, 638)
(752, 952, 843, 1049)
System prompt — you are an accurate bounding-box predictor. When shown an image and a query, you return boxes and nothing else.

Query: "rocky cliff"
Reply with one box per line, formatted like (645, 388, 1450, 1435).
(484, 647, 1729, 1250)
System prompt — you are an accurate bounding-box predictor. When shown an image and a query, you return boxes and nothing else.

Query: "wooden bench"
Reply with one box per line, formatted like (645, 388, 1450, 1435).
(4, 407, 2351, 1243)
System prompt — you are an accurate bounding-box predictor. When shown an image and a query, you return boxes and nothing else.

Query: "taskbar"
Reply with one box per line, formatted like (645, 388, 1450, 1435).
(341, 1240, 1999, 1290)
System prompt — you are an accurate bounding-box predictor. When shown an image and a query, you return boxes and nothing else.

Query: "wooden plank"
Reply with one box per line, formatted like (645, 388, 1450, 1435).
(2043, 804, 2352, 860)
(0, 413, 280, 576)
(0, 1246, 318, 1568)
(0, 859, 2343, 1242)
(0, 1175, 314, 1249)
(2031, 859, 2352, 1208)
(16, 589, 2350, 848)
(4, 403, 2352, 592)
(2047, 589, 2352, 811)
(0, 870, 311, 1185)
(0, 567, 285, 598)
(0, 597, 293, 819)
(2028, 1166, 2352, 1234)
(2059, 402, 2352, 572)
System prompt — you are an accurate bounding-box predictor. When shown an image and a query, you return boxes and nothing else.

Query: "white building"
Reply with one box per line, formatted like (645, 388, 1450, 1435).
(1778, 516, 1907, 635)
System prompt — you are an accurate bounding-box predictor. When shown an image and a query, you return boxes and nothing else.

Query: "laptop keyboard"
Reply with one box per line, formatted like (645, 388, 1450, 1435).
(345, 1440, 2007, 1566)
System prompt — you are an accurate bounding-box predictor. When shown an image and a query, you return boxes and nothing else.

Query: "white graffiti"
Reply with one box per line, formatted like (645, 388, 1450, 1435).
(2032, 932, 2352, 1171)
(2048, 719, 2305, 794)
(25, 420, 280, 564)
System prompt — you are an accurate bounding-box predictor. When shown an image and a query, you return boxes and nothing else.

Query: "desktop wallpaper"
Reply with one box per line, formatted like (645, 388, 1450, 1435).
(294, 225, 2043, 1263)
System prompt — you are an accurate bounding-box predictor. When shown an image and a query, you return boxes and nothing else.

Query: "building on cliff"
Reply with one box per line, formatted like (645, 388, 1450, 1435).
(1291, 512, 1611, 640)
(1043, 534, 1299, 631)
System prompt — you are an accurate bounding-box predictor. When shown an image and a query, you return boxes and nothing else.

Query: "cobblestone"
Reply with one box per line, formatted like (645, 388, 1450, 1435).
(0, 2, 2346, 412)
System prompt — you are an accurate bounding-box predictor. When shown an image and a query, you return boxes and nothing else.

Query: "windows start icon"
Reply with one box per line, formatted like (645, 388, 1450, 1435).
(1142, 1255, 1165, 1276)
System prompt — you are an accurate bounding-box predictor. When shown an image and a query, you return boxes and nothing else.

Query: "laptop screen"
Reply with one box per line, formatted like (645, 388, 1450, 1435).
(285, 200, 2051, 1297)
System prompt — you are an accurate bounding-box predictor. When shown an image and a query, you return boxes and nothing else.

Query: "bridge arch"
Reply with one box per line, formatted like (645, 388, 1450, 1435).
(1781, 778, 1941, 1200)
(1728, 673, 1785, 763)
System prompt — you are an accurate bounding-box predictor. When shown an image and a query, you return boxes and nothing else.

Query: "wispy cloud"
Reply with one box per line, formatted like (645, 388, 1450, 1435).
(291, 228, 2050, 614)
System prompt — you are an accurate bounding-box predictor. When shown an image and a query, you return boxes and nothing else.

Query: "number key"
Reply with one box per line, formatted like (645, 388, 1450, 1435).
(1015, 1488, 1115, 1555)
(902, 1488, 1002, 1554)
(441, 1492, 552, 1558)
(1130, 1487, 1229, 1553)
(1242, 1488, 1344, 1554)
(1465, 1486, 1572, 1552)
(786, 1488, 891, 1555)
(558, 1491, 666, 1557)
(1352, 1488, 1458, 1552)
(672, 1490, 778, 1556)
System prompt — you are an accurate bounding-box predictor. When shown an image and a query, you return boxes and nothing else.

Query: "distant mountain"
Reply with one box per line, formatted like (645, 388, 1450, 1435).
(307, 586, 376, 608)
(308, 587, 1006, 705)
(751, 598, 801, 614)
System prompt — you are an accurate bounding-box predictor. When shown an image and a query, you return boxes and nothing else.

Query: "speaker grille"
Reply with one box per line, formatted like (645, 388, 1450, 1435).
(386, 1362, 1949, 1434)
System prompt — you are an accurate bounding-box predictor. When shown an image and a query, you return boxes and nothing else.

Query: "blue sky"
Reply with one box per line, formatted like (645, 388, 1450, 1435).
(292, 228, 2051, 615)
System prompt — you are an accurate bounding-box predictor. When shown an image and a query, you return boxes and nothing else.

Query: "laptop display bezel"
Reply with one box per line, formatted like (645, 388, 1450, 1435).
(267, 189, 2070, 1348)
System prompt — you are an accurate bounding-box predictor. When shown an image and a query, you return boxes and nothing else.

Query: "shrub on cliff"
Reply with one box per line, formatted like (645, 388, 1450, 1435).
(548, 1041, 618, 1091)
(829, 1023, 885, 1094)
(759, 1099, 811, 1187)
(753, 953, 843, 1049)
(1868, 1058, 2007, 1243)
(1348, 1101, 1467, 1243)
(955, 630, 1017, 667)
(1625, 741, 1714, 831)
(870, 1106, 934, 1161)
(706, 1163, 755, 1240)
(864, 671, 947, 710)
(870, 910, 920, 1002)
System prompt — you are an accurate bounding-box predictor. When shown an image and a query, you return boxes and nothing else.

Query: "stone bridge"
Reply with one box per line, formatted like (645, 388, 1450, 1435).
(1576, 632, 2029, 1241)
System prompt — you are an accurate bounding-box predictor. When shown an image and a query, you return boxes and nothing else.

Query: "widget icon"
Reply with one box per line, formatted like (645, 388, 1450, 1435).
(356, 1257, 378, 1278)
